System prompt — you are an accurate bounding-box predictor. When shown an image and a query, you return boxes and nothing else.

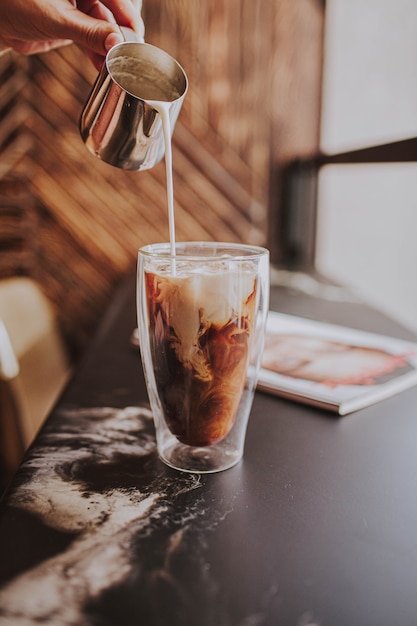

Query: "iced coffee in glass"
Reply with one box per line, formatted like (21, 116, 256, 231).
(137, 242, 269, 473)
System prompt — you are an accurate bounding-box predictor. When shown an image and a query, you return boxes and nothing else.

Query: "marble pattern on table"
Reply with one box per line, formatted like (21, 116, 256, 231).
(0, 405, 235, 626)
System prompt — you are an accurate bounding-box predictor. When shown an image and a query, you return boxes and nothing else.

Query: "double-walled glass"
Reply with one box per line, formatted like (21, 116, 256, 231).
(137, 242, 270, 473)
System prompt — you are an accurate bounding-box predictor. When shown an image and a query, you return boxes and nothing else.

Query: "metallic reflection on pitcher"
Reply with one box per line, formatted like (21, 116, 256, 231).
(79, 42, 188, 171)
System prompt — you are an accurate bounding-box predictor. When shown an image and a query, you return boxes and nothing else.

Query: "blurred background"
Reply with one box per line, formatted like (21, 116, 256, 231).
(0, 0, 416, 483)
(318, 0, 417, 335)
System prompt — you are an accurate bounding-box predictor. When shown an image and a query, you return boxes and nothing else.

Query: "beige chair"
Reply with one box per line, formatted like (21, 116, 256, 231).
(0, 318, 25, 483)
(0, 277, 71, 484)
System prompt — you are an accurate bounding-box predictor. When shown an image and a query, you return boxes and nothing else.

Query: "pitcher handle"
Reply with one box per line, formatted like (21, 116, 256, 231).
(119, 25, 145, 44)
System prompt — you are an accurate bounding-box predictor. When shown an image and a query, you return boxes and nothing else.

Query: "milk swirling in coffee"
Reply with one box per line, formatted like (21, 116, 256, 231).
(145, 264, 258, 446)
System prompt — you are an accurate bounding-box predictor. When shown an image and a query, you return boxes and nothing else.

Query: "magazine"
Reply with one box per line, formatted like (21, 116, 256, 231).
(258, 311, 417, 415)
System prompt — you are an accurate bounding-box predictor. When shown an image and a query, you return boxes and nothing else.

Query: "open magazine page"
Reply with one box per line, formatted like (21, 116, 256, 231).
(258, 312, 417, 415)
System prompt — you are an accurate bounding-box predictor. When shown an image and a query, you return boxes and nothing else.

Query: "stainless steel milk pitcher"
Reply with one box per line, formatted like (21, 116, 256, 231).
(79, 40, 188, 171)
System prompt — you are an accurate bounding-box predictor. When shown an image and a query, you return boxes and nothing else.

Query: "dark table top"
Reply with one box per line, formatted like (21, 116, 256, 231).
(1, 269, 417, 626)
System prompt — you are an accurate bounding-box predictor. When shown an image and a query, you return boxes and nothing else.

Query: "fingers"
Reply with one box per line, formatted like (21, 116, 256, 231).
(99, 0, 144, 32)
(71, 0, 144, 55)
(0, 0, 144, 67)
(76, 0, 116, 24)
(51, 2, 125, 58)
(84, 0, 144, 68)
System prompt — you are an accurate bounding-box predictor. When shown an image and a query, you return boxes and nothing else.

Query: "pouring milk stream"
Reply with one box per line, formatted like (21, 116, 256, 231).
(151, 102, 176, 260)
(104, 51, 181, 262)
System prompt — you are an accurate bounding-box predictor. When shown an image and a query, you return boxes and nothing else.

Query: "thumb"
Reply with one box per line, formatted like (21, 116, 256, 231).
(59, 9, 124, 56)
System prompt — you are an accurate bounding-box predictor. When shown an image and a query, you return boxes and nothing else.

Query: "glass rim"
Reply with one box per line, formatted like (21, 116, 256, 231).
(138, 241, 269, 262)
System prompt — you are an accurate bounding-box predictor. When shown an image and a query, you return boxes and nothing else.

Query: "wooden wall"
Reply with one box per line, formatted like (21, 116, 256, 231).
(0, 0, 324, 360)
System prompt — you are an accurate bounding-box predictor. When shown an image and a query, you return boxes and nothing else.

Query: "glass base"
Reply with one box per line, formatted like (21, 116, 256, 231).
(158, 439, 243, 474)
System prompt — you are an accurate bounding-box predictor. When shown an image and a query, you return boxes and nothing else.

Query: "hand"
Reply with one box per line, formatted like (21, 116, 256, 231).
(0, 0, 144, 69)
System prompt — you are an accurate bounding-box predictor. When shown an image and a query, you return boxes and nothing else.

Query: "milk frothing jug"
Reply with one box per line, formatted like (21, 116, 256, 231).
(79, 29, 188, 171)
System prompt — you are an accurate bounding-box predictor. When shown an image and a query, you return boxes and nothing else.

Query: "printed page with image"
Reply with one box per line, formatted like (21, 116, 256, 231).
(258, 311, 417, 415)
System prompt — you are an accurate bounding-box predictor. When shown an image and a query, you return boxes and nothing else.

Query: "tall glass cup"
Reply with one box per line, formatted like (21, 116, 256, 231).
(137, 242, 270, 473)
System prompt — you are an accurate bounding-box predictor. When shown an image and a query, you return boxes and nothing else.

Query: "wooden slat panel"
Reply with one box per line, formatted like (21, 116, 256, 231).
(0, 0, 324, 357)
(0, 54, 35, 279)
